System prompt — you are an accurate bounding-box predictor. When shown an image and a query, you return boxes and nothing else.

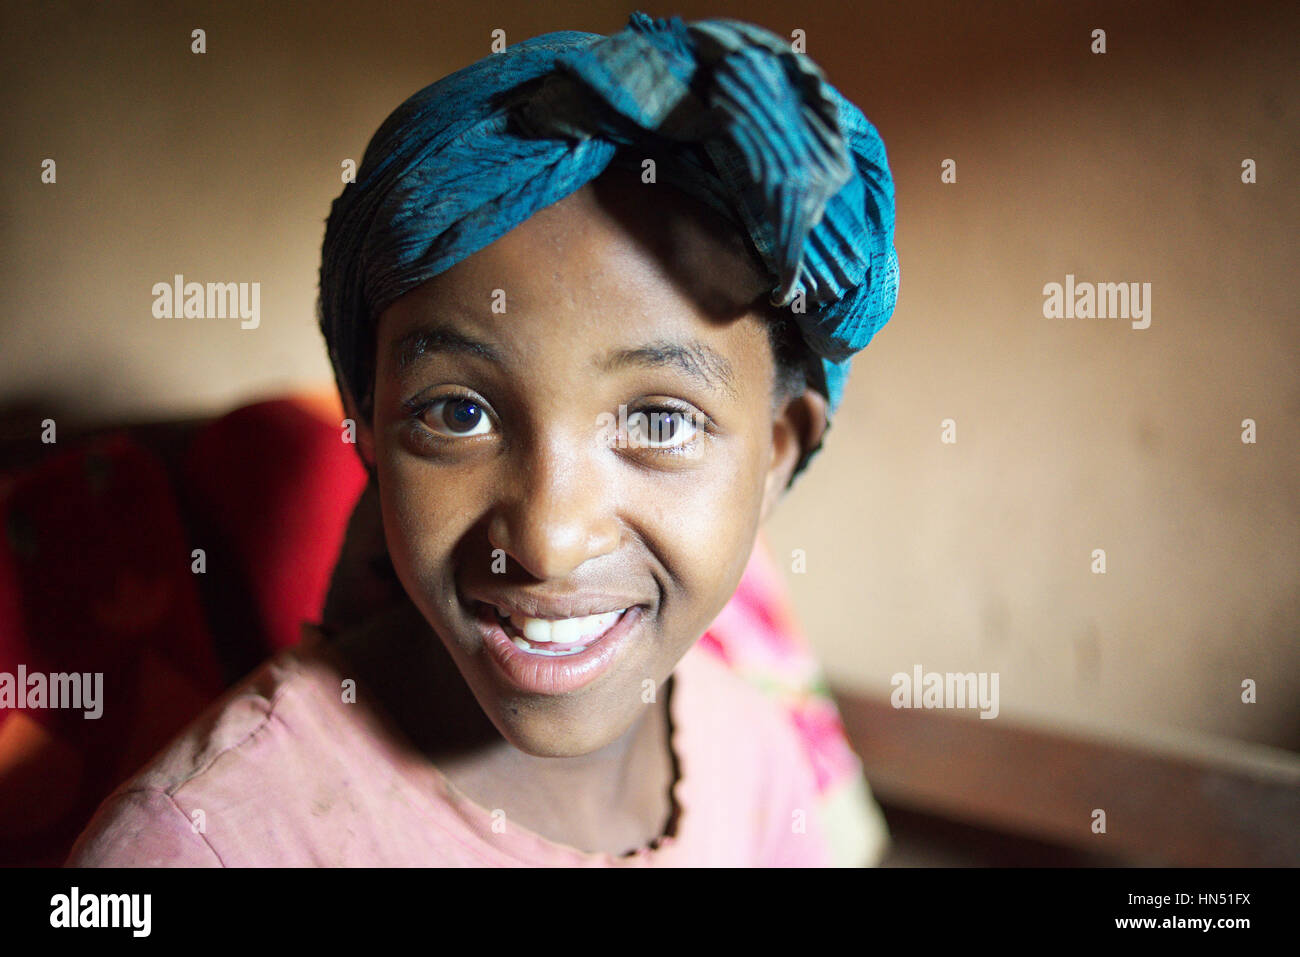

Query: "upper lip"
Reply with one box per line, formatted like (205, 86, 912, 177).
(468, 591, 644, 621)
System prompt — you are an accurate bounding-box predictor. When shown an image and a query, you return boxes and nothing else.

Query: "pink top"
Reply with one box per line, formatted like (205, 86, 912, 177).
(65, 623, 832, 867)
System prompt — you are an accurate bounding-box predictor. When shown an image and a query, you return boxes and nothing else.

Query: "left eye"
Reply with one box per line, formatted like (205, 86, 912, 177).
(626, 409, 700, 448)
(420, 397, 493, 437)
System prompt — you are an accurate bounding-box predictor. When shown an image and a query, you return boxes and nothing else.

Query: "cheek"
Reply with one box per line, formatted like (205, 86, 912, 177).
(650, 441, 768, 632)
(374, 453, 471, 591)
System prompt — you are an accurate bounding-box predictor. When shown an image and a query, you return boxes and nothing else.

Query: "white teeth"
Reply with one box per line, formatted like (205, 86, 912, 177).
(487, 603, 629, 656)
(513, 638, 590, 657)
(508, 609, 624, 645)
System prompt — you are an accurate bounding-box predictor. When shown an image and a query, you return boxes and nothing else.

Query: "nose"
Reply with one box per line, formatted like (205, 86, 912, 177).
(486, 433, 621, 581)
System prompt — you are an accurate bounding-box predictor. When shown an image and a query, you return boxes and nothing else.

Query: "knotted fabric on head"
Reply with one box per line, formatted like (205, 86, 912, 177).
(319, 10, 899, 437)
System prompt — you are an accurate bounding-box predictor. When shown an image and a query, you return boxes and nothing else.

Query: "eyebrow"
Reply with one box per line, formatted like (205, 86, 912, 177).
(393, 322, 736, 398)
(393, 323, 504, 372)
(598, 339, 737, 399)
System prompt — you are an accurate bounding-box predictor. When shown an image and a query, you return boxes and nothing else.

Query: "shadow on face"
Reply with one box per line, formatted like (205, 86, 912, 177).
(584, 162, 775, 323)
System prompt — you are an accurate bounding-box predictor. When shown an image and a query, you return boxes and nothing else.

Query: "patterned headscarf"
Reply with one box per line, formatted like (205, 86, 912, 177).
(319, 10, 899, 471)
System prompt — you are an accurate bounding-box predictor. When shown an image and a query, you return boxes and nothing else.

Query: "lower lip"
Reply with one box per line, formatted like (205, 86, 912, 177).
(472, 603, 644, 696)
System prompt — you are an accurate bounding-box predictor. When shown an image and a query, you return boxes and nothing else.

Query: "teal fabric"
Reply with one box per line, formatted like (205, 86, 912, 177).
(319, 11, 899, 460)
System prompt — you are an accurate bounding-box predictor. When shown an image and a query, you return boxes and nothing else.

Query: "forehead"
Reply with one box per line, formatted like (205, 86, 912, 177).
(374, 166, 776, 390)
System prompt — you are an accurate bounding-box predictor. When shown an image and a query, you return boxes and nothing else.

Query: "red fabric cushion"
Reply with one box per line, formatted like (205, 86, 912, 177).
(181, 398, 367, 660)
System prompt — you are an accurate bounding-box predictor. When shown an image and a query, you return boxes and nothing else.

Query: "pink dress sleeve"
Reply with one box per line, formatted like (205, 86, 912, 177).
(65, 788, 223, 868)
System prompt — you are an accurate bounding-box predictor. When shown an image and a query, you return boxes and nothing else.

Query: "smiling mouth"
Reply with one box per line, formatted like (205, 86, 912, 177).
(470, 599, 647, 695)
(485, 604, 629, 657)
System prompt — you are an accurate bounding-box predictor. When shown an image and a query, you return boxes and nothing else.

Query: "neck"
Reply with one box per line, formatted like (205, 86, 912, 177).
(438, 690, 675, 854)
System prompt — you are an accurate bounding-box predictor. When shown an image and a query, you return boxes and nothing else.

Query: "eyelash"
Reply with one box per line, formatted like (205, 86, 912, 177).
(401, 392, 713, 456)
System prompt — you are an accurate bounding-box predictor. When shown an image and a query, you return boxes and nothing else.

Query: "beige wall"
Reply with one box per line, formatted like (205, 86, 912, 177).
(3, 1, 1296, 754)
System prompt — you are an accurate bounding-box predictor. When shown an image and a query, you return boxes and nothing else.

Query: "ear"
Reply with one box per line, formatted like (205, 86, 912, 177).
(759, 387, 829, 523)
(340, 384, 377, 474)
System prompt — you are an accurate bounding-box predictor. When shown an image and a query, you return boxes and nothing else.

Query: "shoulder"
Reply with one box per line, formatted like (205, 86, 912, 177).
(126, 635, 346, 797)
(66, 633, 354, 867)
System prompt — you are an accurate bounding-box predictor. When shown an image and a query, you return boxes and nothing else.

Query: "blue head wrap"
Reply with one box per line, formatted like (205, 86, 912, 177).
(319, 10, 899, 470)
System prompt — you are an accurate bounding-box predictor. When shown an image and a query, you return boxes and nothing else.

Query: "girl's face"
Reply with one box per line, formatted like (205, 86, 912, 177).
(355, 169, 820, 758)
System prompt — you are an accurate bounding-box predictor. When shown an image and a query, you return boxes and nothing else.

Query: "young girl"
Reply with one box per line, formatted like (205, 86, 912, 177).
(66, 10, 898, 866)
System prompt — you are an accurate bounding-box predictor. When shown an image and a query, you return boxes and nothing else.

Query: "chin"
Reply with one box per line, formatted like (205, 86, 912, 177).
(484, 693, 638, 758)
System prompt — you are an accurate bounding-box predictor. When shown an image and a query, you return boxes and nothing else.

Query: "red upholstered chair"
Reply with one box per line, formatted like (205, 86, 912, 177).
(0, 395, 365, 866)
(0, 434, 225, 865)
(179, 397, 368, 669)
